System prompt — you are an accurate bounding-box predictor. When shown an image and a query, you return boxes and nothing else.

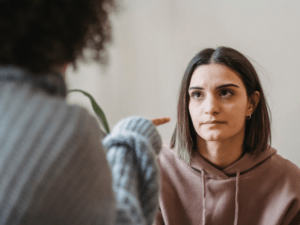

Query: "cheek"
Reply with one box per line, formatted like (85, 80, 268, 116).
(188, 102, 200, 124)
(225, 102, 247, 126)
(189, 106, 201, 134)
(189, 102, 206, 135)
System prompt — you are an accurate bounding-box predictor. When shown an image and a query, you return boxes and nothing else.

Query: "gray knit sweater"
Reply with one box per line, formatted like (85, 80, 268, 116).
(0, 66, 162, 225)
(103, 117, 161, 225)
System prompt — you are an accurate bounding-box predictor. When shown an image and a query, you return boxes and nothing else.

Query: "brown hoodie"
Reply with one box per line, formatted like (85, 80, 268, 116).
(154, 142, 300, 225)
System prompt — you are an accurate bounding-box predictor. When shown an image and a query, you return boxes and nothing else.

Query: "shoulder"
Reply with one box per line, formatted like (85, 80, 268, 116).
(158, 140, 177, 165)
(3, 81, 102, 136)
(61, 102, 105, 140)
(158, 140, 188, 172)
(270, 153, 300, 177)
(0, 83, 114, 223)
(13, 81, 107, 164)
(32, 83, 106, 140)
(268, 152, 300, 193)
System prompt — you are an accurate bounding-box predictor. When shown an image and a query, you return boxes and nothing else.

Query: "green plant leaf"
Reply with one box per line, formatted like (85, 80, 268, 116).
(68, 89, 110, 134)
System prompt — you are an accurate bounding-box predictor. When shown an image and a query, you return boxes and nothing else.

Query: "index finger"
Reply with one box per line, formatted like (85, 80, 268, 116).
(151, 117, 171, 126)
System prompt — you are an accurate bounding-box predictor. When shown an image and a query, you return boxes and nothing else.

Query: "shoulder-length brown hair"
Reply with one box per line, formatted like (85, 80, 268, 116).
(171, 46, 271, 164)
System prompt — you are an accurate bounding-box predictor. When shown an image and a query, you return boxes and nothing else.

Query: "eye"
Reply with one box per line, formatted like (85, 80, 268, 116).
(220, 89, 233, 98)
(190, 91, 203, 99)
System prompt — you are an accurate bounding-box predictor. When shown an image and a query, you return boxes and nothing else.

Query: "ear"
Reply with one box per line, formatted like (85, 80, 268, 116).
(247, 91, 260, 115)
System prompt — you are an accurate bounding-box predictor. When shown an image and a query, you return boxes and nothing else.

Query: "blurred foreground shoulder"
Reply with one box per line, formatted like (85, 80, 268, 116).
(0, 97, 115, 225)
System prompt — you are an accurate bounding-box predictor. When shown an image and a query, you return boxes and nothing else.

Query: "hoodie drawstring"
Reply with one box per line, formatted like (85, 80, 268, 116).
(201, 169, 206, 225)
(234, 171, 240, 225)
(201, 170, 240, 225)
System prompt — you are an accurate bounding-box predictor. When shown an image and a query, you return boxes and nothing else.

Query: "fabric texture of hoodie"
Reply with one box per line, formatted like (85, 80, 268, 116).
(154, 142, 300, 225)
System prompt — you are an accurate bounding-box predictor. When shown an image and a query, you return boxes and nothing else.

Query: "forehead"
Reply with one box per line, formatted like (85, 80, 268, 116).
(189, 64, 244, 88)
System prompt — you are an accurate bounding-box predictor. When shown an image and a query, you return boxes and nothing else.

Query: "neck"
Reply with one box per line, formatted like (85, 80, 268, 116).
(197, 132, 244, 169)
(0, 65, 68, 98)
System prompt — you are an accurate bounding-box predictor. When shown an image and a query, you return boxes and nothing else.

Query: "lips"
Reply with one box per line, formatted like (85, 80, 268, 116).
(203, 120, 226, 124)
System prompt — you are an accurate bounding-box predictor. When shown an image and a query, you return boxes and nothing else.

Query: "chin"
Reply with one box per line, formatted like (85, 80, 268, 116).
(198, 130, 229, 141)
(202, 136, 228, 142)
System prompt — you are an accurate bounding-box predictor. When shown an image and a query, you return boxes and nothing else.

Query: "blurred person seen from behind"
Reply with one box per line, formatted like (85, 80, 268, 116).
(0, 0, 169, 224)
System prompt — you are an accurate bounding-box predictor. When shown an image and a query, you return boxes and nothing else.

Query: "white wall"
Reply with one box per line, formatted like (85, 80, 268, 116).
(66, 0, 300, 167)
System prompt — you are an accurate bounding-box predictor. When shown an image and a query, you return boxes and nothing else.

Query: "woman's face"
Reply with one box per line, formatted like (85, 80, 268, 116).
(188, 63, 254, 142)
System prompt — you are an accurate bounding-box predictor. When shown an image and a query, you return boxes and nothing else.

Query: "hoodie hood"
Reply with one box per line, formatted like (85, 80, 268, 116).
(190, 146, 277, 179)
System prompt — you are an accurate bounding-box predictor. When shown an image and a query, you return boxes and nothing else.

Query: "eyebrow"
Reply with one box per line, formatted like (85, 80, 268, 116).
(188, 84, 240, 91)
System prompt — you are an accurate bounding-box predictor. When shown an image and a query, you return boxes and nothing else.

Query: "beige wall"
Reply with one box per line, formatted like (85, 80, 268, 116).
(66, 0, 300, 166)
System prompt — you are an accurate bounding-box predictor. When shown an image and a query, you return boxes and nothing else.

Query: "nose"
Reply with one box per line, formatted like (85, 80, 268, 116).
(203, 95, 219, 115)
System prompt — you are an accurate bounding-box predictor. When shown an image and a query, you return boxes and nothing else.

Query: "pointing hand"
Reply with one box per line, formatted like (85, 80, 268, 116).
(151, 117, 171, 126)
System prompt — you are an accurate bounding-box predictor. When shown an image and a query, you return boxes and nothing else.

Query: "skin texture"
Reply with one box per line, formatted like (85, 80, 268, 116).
(188, 64, 260, 169)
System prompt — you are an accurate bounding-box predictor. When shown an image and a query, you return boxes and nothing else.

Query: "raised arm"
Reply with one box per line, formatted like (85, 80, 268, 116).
(103, 117, 162, 225)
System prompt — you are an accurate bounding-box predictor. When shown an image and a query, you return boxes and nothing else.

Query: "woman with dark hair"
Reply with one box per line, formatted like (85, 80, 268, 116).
(0, 0, 167, 224)
(155, 46, 300, 225)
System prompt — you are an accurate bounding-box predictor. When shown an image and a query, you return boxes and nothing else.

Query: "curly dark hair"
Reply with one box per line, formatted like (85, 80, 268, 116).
(0, 0, 116, 75)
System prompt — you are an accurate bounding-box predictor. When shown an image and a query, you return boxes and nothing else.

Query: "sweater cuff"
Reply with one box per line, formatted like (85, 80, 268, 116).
(110, 116, 162, 155)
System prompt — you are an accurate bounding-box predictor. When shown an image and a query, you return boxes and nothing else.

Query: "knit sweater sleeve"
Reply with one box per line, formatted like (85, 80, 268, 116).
(103, 116, 162, 225)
